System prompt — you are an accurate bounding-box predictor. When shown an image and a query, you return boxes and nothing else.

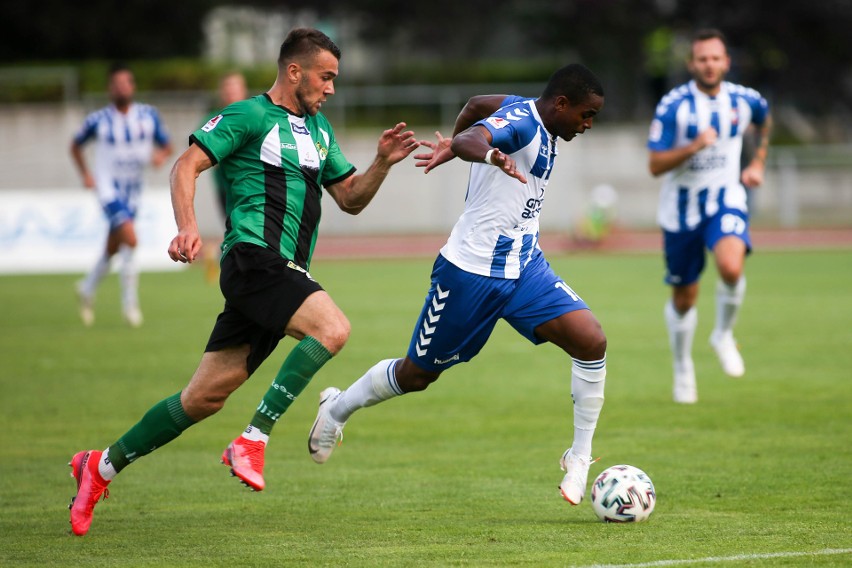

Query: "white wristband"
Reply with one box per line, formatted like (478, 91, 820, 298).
(484, 149, 496, 165)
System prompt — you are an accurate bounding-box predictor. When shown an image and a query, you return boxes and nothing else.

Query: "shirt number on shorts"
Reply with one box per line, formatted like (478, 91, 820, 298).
(721, 213, 746, 235)
(555, 281, 579, 301)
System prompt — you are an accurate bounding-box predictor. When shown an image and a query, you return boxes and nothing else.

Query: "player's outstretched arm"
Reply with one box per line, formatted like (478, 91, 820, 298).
(414, 95, 510, 174)
(326, 122, 419, 215)
(413, 131, 453, 174)
(451, 125, 527, 183)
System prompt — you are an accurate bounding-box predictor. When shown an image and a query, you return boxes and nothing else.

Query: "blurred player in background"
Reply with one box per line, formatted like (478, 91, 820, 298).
(309, 64, 609, 507)
(67, 28, 420, 536)
(70, 62, 173, 327)
(201, 71, 249, 282)
(647, 29, 771, 403)
(205, 71, 249, 218)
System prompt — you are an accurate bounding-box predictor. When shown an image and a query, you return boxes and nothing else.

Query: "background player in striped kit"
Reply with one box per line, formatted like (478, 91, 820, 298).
(647, 29, 772, 403)
(309, 64, 609, 507)
(70, 62, 173, 327)
(67, 28, 420, 536)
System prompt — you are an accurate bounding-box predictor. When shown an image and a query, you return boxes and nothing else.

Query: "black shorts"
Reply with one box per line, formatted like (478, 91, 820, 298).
(205, 242, 324, 375)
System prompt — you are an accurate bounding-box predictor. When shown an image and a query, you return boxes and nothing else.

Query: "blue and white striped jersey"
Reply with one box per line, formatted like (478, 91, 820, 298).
(73, 103, 170, 206)
(647, 80, 769, 232)
(440, 96, 558, 279)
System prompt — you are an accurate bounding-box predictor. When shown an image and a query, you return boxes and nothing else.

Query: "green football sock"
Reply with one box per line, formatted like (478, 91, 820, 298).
(251, 336, 332, 435)
(107, 392, 196, 473)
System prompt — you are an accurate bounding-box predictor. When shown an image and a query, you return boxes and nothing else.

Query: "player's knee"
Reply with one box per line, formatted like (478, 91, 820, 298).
(717, 263, 742, 286)
(183, 390, 228, 420)
(560, 326, 607, 361)
(317, 318, 351, 355)
(182, 369, 248, 420)
(672, 296, 693, 313)
(584, 332, 607, 361)
(716, 255, 744, 284)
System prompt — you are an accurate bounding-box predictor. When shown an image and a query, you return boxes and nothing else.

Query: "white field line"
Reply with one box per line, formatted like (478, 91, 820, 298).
(579, 547, 852, 568)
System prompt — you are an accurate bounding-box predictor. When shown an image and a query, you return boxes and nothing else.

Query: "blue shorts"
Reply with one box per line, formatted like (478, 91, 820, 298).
(663, 206, 751, 286)
(102, 199, 136, 231)
(406, 251, 589, 372)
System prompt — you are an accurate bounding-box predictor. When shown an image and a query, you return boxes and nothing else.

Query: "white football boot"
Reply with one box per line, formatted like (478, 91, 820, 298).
(123, 307, 144, 328)
(710, 331, 745, 377)
(673, 359, 697, 404)
(559, 448, 594, 505)
(76, 281, 95, 327)
(309, 387, 345, 464)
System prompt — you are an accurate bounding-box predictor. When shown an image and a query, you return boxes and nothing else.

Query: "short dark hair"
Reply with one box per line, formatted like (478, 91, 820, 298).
(278, 28, 341, 66)
(541, 64, 604, 104)
(108, 62, 131, 78)
(691, 28, 728, 54)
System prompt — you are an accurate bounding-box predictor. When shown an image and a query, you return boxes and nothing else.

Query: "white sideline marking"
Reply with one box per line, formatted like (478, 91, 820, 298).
(579, 548, 852, 567)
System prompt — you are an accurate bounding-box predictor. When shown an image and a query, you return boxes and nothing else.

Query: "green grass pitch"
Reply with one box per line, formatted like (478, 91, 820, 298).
(0, 249, 850, 567)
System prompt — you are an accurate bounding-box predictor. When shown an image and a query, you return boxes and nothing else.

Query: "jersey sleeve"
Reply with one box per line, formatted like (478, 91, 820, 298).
(498, 95, 525, 107)
(151, 107, 171, 147)
(647, 99, 679, 151)
(72, 112, 99, 145)
(746, 90, 770, 126)
(476, 98, 537, 154)
(190, 99, 259, 165)
(319, 124, 356, 187)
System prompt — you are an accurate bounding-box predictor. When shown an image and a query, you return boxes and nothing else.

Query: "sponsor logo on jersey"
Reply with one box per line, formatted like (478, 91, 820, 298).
(688, 152, 727, 171)
(291, 123, 310, 135)
(281, 143, 297, 150)
(486, 116, 509, 129)
(202, 114, 223, 132)
(315, 141, 328, 160)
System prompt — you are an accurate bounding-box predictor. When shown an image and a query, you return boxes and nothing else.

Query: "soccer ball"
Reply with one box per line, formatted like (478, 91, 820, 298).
(590, 464, 656, 523)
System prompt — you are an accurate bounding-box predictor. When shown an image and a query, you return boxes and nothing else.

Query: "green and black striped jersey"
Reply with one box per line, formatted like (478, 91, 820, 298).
(192, 93, 355, 270)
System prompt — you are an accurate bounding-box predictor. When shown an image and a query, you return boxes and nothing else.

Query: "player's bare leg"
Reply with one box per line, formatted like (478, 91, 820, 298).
(230, 292, 343, 485)
(536, 310, 607, 505)
(710, 236, 747, 377)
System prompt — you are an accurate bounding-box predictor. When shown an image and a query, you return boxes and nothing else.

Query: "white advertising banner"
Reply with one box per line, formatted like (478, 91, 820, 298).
(0, 188, 184, 274)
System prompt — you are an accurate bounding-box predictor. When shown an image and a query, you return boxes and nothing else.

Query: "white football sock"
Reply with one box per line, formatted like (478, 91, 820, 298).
(714, 277, 746, 338)
(665, 300, 697, 375)
(80, 253, 111, 299)
(119, 244, 139, 311)
(241, 425, 269, 444)
(99, 448, 118, 481)
(571, 356, 606, 458)
(331, 359, 402, 423)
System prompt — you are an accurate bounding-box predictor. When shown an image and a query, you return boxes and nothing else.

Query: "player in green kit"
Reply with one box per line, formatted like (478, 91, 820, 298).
(67, 28, 420, 536)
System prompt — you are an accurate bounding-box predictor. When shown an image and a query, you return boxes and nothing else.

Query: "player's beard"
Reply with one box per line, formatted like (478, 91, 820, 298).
(695, 71, 723, 93)
(112, 94, 133, 110)
(295, 80, 321, 117)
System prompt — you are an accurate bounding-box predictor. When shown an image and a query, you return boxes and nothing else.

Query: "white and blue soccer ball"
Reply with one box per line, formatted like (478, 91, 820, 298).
(590, 464, 656, 523)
